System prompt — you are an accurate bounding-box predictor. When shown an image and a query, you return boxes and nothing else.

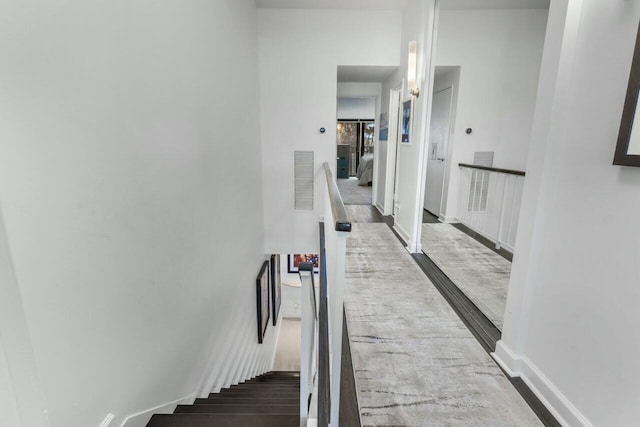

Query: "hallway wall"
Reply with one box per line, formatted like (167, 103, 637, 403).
(380, 67, 404, 214)
(0, 1, 277, 426)
(436, 8, 548, 222)
(392, 0, 438, 249)
(258, 8, 402, 253)
(0, 339, 20, 427)
(497, 1, 640, 425)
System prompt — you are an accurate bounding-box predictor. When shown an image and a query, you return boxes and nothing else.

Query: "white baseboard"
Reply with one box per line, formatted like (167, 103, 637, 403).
(374, 203, 385, 215)
(492, 341, 592, 427)
(120, 393, 196, 427)
(393, 222, 410, 245)
(438, 215, 458, 224)
(99, 413, 114, 427)
(269, 315, 284, 371)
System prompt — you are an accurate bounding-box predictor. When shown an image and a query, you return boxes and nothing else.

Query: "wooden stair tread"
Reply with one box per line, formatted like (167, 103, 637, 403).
(175, 404, 298, 414)
(217, 391, 298, 397)
(196, 397, 298, 405)
(147, 414, 298, 427)
(232, 383, 300, 387)
(146, 371, 301, 426)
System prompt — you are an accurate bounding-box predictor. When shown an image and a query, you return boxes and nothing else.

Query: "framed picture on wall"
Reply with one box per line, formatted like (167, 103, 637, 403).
(401, 98, 413, 144)
(256, 260, 270, 344)
(288, 254, 319, 274)
(379, 111, 389, 141)
(270, 254, 281, 326)
(614, 21, 640, 167)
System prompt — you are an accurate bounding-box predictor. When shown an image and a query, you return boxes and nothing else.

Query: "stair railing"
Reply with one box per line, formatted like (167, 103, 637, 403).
(299, 163, 351, 427)
(298, 262, 318, 425)
(457, 163, 526, 252)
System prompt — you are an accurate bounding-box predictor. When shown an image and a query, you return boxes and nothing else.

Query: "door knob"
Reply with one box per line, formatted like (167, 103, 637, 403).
(437, 157, 446, 161)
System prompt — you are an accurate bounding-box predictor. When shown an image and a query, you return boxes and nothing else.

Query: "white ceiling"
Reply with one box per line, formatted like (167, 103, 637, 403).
(256, 0, 408, 10)
(337, 66, 398, 83)
(256, 0, 548, 10)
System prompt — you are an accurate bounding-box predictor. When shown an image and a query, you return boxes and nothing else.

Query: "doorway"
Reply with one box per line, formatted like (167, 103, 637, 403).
(384, 83, 402, 217)
(336, 120, 375, 177)
(423, 86, 453, 218)
(336, 97, 376, 206)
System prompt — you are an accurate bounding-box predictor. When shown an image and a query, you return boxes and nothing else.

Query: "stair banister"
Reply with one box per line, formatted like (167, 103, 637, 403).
(299, 163, 351, 427)
(321, 162, 351, 427)
(298, 262, 318, 426)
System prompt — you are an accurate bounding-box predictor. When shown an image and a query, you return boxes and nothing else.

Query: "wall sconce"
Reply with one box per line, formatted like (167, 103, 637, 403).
(408, 40, 420, 97)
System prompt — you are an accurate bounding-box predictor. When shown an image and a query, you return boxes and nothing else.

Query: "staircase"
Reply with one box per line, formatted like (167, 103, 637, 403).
(146, 371, 300, 427)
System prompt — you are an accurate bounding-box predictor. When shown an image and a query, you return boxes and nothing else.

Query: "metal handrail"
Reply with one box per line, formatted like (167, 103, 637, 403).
(458, 162, 526, 176)
(323, 163, 352, 232)
(317, 222, 330, 427)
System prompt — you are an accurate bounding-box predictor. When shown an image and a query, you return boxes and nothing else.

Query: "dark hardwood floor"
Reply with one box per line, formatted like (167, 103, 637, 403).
(422, 209, 440, 223)
(412, 253, 501, 353)
(344, 204, 393, 226)
(340, 309, 361, 427)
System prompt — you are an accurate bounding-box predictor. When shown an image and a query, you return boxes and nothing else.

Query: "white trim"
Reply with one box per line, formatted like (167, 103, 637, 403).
(269, 313, 284, 371)
(410, 0, 439, 255)
(389, 81, 404, 217)
(393, 222, 411, 247)
(98, 413, 114, 427)
(120, 393, 197, 427)
(438, 214, 457, 223)
(374, 203, 385, 216)
(492, 341, 593, 427)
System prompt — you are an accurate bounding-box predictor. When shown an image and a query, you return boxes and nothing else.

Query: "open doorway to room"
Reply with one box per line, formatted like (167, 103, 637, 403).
(417, 2, 549, 332)
(336, 109, 375, 205)
(335, 65, 399, 223)
(422, 66, 460, 224)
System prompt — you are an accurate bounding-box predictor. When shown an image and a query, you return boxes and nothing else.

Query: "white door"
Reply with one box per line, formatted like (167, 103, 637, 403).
(424, 87, 453, 216)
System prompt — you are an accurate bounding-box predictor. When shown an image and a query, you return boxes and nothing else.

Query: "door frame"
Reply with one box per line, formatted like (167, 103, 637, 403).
(424, 85, 455, 219)
(383, 82, 403, 216)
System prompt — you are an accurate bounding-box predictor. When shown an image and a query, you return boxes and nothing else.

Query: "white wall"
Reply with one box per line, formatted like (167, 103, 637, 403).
(0, 212, 43, 427)
(0, 339, 20, 427)
(392, 0, 438, 249)
(495, 1, 640, 425)
(258, 9, 402, 253)
(0, 1, 279, 426)
(435, 8, 548, 221)
(379, 68, 404, 214)
(336, 97, 376, 120)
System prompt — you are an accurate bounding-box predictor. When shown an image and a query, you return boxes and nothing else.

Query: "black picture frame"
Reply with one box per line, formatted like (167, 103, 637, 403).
(256, 261, 270, 344)
(270, 254, 281, 326)
(401, 98, 412, 144)
(614, 21, 640, 167)
(288, 254, 319, 274)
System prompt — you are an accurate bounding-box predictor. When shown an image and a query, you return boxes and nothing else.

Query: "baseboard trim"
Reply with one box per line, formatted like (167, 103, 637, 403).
(374, 203, 385, 215)
(120, 393, 196, 427)
(269, 315, 284, 371)
(393, 223, 410, 248)
(438, 214, 458, 223)
(99, 413, 115, 427)
(493, 341, 592, 427)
